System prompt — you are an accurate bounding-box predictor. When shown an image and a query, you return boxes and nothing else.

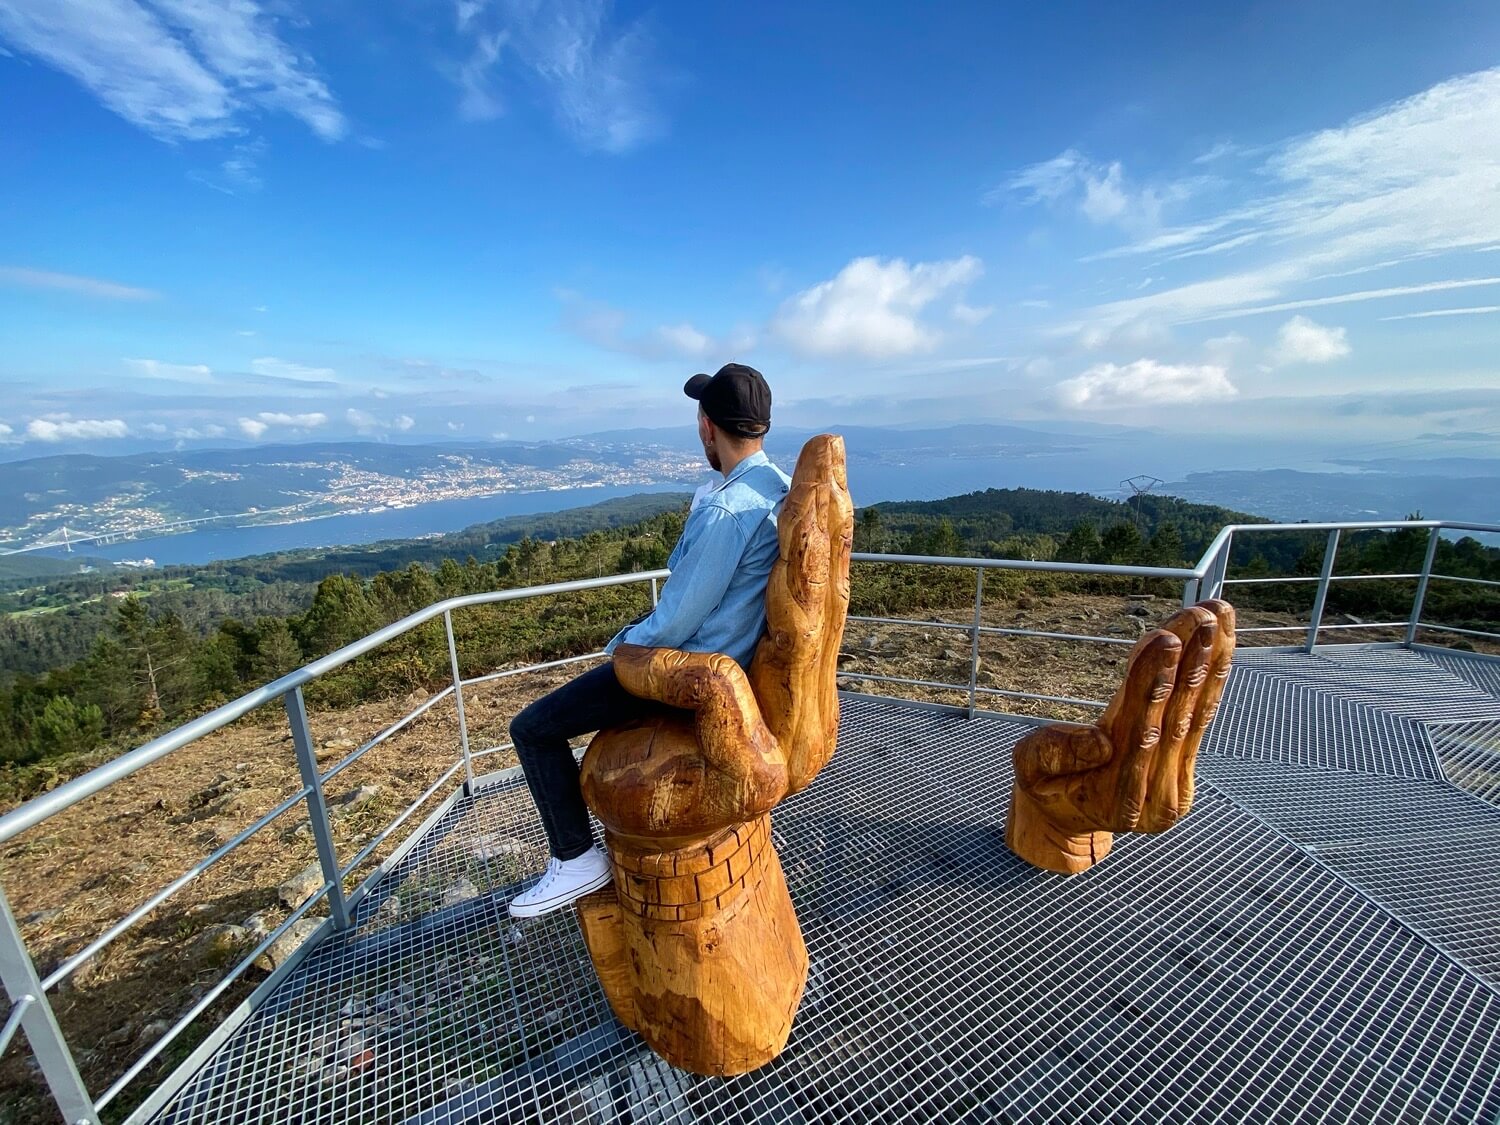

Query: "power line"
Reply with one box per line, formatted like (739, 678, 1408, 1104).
(1120, 475, 1164, 531)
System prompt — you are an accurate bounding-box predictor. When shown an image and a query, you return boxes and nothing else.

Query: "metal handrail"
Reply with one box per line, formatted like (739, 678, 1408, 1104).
(1187, 519, 1500, 648)
(0, 569, 669, 847)
(853, 550, 1200, 579)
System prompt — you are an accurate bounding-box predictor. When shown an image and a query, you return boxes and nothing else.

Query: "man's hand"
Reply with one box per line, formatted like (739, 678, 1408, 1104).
(1006, 600, 1235, 872)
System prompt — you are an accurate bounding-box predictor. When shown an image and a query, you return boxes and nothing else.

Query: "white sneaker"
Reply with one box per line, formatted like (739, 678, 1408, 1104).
(508, 846, 612, 918)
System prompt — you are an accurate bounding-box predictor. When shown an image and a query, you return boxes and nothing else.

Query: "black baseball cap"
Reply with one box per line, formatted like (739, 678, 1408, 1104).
(684, 363, 772, 437)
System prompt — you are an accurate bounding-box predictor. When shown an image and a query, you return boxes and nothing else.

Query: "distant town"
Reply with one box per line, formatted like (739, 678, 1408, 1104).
(1, 440, 707, 553)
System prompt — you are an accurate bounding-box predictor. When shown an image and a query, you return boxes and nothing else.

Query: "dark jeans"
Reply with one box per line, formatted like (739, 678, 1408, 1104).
(510, 662, 668, 861)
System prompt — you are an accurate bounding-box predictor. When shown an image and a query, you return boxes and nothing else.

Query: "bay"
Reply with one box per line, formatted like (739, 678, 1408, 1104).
(42, 483, 691, 568)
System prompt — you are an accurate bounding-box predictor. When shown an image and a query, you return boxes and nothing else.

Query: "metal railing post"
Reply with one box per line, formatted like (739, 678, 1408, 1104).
(967, 568, 984, 718)
(1182, 579, 1200, 607)
(284, 688, 350, 930)
(1210, 533, 1233, 600)
(1305, 529, 1341, 653)
(1405, 527, 1442, 646)
(650, 576, 659, 607)
(444, 610, 475, 794)
(0, 887, 97, 1124)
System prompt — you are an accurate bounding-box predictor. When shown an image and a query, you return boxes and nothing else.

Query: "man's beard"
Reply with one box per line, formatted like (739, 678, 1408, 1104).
(704, 443, 722, 472)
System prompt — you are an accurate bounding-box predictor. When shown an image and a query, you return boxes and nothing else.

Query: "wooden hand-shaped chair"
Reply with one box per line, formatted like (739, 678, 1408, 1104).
(1005, 599, 1236, 875)
(576, 434, 853, 1076)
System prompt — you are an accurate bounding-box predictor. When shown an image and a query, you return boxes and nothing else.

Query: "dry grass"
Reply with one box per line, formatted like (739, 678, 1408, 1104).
(0, 662, 582, 1125)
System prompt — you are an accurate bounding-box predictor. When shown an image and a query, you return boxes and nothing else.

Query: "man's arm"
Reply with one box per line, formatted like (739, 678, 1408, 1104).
(609, 503, 746, 653)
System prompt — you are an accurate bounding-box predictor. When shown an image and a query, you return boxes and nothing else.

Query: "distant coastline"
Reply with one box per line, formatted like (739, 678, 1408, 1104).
(30, 482, 696, 569)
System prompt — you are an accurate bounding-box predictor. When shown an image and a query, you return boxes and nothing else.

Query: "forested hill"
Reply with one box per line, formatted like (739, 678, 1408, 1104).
(0, 492, 692, 680)
(854, 487, 1262, 565)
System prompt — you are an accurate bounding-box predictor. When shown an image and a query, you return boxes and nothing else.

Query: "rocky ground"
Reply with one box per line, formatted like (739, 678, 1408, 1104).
(0, 591, 1463, 1123)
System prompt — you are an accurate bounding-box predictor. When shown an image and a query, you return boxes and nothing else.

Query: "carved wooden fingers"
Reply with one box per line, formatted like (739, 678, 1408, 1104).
(1005, 599, 1236, 874)
(583, 645, 789, 846)
(750, 433, 853, 793)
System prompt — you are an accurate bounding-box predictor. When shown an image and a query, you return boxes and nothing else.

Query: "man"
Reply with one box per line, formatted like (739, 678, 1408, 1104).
(507, 364, 792, 918)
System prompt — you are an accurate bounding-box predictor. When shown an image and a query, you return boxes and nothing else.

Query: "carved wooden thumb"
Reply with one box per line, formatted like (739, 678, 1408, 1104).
(1005, 599, 1236, 875)
(576, 434, 853, 1076)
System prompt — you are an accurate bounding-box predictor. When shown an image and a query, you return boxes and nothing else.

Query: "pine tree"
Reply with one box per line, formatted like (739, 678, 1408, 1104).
(1058, 522, 1101, 563)
(1096, 522, 1143, 565)
(254, 618, 304, 682)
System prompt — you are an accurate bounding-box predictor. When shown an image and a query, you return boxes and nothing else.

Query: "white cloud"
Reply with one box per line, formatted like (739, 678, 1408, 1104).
(1271, 316, 1350, 365)
(0, 422, 13, 438)
(396, 358, 492, 384)
(447, 421, 465, 432)
(1204, 332, 1250, 366)
(346, 408, 381, 434)
(0, 265, 158, 300)
(26, 415, 130, 442)
(238, 417, 267, 439)
(250, 356, 336, 382)
(1193, 140, 1243, 165)
(557, 290, 744, 359)
(173, 423, 225, 439)
(772, 255, 983, 359)
(1076, 66, 1500, 326)
(0, 0, 344, 142)
(125, 357, 213, 383)
(346, 408, 417, 435)
(1077, 316, 1172, 352)
(1380, 305, 1500, 321)
(455, 0, 484, 32)
(1174, 276, 1500, 325)
(1055, 359, 1238, 410)
(257, 411, 327, 428)
(997, 148, 1192, 231)
(951, 302, 993, 326)
(653, 323, 712, 358)
(451, 0, 661, 152)
(141, 422, 168, 435)
(455, 30, 506, 121)
(191, 136, 267, 194)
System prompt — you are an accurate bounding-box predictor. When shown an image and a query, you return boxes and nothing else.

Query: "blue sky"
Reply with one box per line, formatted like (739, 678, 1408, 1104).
(0, 0, 1497, 460)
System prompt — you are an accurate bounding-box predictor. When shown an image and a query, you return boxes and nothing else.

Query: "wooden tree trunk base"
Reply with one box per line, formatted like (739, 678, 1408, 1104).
(576, 814, 808, 1076)
(1005, 783, 1113, 875)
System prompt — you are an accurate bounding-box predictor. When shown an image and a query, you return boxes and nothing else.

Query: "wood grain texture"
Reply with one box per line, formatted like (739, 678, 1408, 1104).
(1005, 599, 1236, 875)
(577, 434, 852, 1076)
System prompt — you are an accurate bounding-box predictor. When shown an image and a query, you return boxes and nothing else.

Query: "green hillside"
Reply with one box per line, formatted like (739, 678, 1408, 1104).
(2, 485, 1494, 796)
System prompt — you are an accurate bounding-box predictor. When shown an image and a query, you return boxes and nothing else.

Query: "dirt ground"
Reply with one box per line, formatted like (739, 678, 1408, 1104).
(0, 592, 1484, 1123)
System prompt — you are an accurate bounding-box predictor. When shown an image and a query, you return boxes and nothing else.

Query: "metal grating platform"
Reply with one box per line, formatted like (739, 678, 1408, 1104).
(1201, 647, 1500, 993)
(149, 647, 1500, 1125)
(1430, 718, 1500, 807)
(1232, 646, 1500, 723)
(1203, 668, 1442, 778)
(1425, 649, 1500, 700)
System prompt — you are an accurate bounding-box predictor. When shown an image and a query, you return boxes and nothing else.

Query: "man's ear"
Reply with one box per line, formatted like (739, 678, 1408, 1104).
(697, 411, 714, 444)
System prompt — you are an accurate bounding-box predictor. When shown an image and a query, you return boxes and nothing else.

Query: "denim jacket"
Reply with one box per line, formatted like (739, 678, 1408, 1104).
(606, 451, 791, 667)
